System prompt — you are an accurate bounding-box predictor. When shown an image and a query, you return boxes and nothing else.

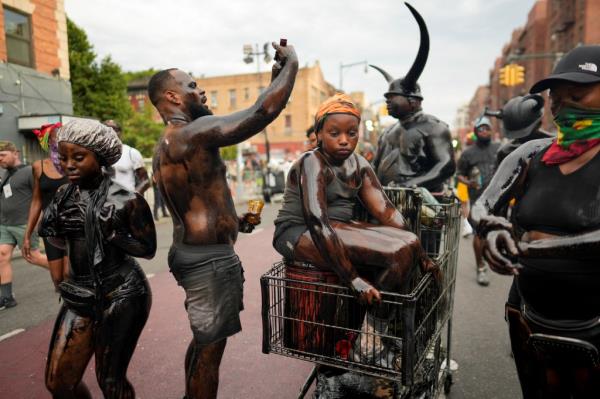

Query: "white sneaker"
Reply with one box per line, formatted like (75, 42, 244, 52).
(462, 219, 473, 237)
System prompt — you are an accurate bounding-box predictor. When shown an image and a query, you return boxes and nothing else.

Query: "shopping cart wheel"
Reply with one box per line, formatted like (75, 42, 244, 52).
(443, 374, 453, 394)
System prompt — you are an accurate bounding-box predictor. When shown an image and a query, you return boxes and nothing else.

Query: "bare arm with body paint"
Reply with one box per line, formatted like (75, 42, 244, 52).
(180, 43, 298, 149)
(471, 138, 551, 275)
(357, 156, 406, 229)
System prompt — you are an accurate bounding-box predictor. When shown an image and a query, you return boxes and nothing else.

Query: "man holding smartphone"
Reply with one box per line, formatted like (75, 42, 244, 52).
(148, 40, 297, 398)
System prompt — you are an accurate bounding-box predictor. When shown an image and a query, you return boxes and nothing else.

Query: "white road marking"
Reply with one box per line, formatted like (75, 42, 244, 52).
(146, 273, 155, 279)
(0, 328, 25, 342)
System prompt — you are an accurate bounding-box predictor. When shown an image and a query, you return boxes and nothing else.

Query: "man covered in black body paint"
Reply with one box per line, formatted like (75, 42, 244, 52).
(371, 3, 455, 194)
(496, 94, 552, 166)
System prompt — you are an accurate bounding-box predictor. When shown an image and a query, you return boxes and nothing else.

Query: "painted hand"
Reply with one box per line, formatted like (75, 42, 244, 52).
(271, 42, 297, 80)
(58, 205, 85, 234)
(98, 203, 116, 240)
(482, 229, 521, 275)
(351, 277, 381, 305)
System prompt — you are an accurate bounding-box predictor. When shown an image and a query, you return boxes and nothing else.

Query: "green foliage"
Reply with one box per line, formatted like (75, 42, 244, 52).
(67, 18, 165, 158)
(220, 145, 237, 160)
(121, 103, 164, 157)
(67, 18, 131, 122)
(123, 69, 158, 84)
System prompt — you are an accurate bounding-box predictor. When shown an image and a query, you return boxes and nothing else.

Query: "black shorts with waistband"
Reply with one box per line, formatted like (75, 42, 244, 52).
(168, 243, 245, 345)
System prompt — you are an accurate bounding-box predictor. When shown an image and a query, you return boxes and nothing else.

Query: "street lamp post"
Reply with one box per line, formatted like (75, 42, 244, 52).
(243, 43, 273, 202)
(339, 60, 368, 91)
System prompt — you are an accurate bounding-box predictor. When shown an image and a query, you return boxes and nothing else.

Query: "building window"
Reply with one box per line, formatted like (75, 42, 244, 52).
(210, 91, 218, 107)
(284, 115, 292, 135)
(229, 89, 237, 108)
(244, 87, 250, 100)
(135, 94, 145, 110)
(4, 7, 33, 67)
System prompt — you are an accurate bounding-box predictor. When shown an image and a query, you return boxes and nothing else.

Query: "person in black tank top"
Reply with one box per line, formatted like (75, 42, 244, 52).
(471, 45, 600, 398)
(274, 94, 435, 303)
(24, 123, 69, 286)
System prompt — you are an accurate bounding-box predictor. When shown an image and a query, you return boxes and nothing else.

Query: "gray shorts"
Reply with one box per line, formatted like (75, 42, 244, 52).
(0, 224, 40, 249)
(168, 244, 244, 345)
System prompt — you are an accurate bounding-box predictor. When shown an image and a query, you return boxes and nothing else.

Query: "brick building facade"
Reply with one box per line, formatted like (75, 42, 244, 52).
(464, 0, 600, 138)
(0, 0, 72, 161)
(195, 62, 338, 155)
(127, 63, 360, 158)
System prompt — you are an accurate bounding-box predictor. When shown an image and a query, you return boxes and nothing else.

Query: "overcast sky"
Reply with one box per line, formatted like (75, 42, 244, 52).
(64, 0, 536, 129)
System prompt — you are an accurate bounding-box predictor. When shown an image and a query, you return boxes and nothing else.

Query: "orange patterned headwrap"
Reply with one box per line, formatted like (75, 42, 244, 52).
(314, 93, 361, 131)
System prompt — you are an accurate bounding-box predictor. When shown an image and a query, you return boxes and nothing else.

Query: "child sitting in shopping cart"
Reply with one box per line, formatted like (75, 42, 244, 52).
(273, 93, 436, 362)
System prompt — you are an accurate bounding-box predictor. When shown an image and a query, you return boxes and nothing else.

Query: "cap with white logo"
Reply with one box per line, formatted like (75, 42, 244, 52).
(530, 45, 600, 93)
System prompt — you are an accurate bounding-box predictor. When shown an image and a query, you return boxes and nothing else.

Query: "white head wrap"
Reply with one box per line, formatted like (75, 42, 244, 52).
(57, 119, 122, 166)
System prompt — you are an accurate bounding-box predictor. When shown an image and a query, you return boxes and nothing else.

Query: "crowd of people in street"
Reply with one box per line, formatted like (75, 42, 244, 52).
(1, 8, 600, 396)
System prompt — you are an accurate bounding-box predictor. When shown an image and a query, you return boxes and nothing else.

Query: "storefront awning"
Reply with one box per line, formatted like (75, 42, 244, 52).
(17, 114, 97, 131)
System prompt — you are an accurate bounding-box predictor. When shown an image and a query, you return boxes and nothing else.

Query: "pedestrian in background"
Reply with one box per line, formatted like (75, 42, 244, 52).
(305, 125, 318, 151)
(456, 132, 477, 237)
(103, 120, 150, 194)
(457, 117, 500, 286)
(0, 141, 48, 310)
(23, 123, 69, 289)
(152, 176, 168, 221)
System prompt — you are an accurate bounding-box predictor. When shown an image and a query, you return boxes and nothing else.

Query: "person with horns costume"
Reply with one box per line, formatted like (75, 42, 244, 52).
(471, 45, 600, 398)
(371, 2, 455, 194)
(39, 119, 156, 398)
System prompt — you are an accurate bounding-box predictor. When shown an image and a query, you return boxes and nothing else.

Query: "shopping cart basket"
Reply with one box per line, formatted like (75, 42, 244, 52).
(261, 188, 461, 397)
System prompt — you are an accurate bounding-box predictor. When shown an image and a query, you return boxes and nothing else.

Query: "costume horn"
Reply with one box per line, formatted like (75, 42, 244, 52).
(369, 3, 429, 99)
(402, 2, 429, 92)
(369, 64, 394, 83)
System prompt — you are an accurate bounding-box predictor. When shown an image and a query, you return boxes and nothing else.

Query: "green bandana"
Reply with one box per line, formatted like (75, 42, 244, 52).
(554, 106, 600, 149)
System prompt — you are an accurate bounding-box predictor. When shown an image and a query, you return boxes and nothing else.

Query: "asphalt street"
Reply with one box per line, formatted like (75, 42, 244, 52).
(0, 202, 521, 398)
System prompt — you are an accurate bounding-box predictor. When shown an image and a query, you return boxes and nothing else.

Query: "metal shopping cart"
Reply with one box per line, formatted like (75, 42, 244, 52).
(261, 188, 461, 398)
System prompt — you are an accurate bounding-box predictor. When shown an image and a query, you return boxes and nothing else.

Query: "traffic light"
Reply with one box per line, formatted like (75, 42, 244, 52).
(499, 63, 526, 87)
(499, 66, 509, 86)
(514, 64, 525, 85)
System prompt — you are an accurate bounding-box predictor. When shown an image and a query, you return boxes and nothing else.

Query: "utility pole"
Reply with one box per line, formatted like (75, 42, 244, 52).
(339, 60, 368, 91)
(243, 43, 273, 202)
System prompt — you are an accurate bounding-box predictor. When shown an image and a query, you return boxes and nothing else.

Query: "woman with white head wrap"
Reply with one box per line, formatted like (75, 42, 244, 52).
(39, 119, 156, 398)
(57, 119, 123, 166)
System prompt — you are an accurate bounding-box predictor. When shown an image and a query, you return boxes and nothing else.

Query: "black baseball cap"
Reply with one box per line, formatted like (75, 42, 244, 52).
(530, 45, 600, 93)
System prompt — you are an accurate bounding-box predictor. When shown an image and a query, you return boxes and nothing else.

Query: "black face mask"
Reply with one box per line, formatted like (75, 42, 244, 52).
(476, 135, 491, 145)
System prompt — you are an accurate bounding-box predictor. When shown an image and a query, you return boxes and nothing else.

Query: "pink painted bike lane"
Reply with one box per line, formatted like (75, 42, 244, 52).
(0, 226, 313, 398)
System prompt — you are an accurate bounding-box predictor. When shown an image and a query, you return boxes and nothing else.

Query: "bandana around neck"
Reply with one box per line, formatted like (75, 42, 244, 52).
(542, 106, 600, 165)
